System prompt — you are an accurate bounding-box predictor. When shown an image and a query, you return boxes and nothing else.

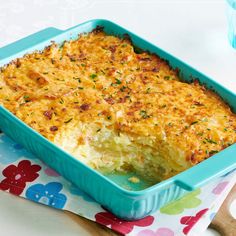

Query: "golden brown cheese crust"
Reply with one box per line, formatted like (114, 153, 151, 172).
(0, 30, 236, 180)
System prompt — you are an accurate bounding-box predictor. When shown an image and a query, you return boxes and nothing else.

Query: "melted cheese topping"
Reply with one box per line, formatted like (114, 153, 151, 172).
(0, 29, 236, 182)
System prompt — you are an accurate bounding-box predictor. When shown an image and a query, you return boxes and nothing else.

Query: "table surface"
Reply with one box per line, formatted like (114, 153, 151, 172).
(0, 0, 235, 235)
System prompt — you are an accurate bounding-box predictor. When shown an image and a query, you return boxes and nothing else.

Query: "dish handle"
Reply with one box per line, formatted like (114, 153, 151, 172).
(175, 144, 236, 191)
(0, 27, 63, 60)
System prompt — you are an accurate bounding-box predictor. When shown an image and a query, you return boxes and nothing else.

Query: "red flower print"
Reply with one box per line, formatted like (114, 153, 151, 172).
(0, 160, 41, 196)
(180, 208, 209, 235)
(95, 211, 154, 234)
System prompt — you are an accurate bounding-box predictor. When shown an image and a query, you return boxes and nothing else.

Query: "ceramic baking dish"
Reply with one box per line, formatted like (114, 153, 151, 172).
(0, 19, 235, 220)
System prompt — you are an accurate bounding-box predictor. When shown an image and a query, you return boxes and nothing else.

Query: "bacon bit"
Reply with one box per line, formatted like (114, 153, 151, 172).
(61, 108, 67, 112)
(143, 67, 159, 72)
(44, 95, 57, 100)
(174, 67, 180, 75)
(193, 79, 199, 86)
(68, 53, 86, 61)
(43, 110, 53, 120)
(107, 67, 116, 76)
(96, 100, 101, 104)
(132, 101, 142, 110)
(201, 86, 207, 91)
(50, 126, 58, 131)
(193, 101, 204, 106)
(152, 67, 159, 72)
(28, 70, 49, 86)
(101, 110, 108, 116)
(109, 45, 117, 53)
(104, 97, 115, 105)
(80, 103, 90, 111)
(15, 59, 21, 68)
(137, 55, 151, 61)
(140, 74, 149, 84)
(118, 96, 129, 103)
(121, 55, 129, 63)
(127, 111, 134, 116)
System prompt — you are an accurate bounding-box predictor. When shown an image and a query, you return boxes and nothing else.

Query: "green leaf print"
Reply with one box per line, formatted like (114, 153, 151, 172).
(160, 189, 201, 215)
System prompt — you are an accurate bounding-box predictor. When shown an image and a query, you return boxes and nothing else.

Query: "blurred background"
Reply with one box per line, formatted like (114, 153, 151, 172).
(0, 0, 235, 92)
(0, 0, 235, 236)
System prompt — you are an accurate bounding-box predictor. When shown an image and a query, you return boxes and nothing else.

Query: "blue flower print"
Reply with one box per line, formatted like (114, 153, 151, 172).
(26, 182, 67, 209)
(0, 134, 35, 164)
(69, 184, 95, 202)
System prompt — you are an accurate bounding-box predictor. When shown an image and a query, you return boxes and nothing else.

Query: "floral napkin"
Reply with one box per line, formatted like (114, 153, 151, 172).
(0, 132, 235, 236)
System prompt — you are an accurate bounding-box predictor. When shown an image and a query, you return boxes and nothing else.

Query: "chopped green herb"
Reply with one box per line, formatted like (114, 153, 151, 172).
(59, 98, 64, 104)
(224, 128, 228, 131)
(90, 74, 97, 79)
(205, 138, 217, 144)
(78, 87, 84, 90)
(70, 58, 76, 62)
(116, 71, 122, 75)
(43, 72, 49, 75)
(64, 118, 73, 123)
(73, 77, 81, 82)
(96, 128, 101, 132)
(100, 69, 106, 74)
(120, 86, 127, 92)
(197, 132, 204, 136)
(81, 63, 86, 67)
(140, 110, 150, 119)
(161, 104, 167, 108)
(146, 87, 151, 93)
(190, 121, 198, 125)
(209, 150, 218, 155)
(23, 95, 30, 102)
(164, 76, 170, 80)
(115, 78, 122, 84)
(107, 116, 112, 120)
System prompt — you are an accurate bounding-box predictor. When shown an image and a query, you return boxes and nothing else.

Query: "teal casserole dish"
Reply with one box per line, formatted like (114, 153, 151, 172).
(0, 19, 235, 220)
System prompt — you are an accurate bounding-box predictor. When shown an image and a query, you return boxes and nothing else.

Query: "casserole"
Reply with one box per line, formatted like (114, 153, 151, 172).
(0, 19, 235, 220)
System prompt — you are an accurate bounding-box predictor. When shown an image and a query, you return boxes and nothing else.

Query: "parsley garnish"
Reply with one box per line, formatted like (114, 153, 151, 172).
(59, 98, 64, 104)
(190, 121, 198, 125)
(115, 78, 122, 84)
(90, 74, 97, 79)
(205, 138, 217, 144)
(24, 95, 30, 102)
(64, 118, 73, 123)
(73, 77, 81, 83)
(209, 150, 218, 155)
(120, 86, 127, 92)
(140, 110, 150, 119)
